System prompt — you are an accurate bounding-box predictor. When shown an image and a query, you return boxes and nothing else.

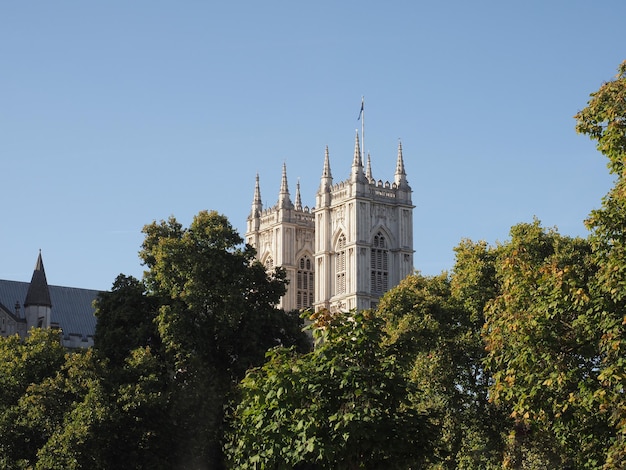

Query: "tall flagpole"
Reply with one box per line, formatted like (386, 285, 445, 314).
(361, 96, 365, 164)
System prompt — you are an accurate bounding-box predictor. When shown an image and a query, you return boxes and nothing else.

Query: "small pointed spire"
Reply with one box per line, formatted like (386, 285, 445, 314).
(250, 173, 263, 217)
(352, 130, 362, 167)
(366, 153, 373, 182)
(280, 162, 288, 193)
(278, 162, 294, 209)
(351, 131, 367, 183)
(24, 250, 52, 308)
(295, 178, 303, 211)
(319, 146, 333, 193)
(394, 140, 409, 188)
(322, 146, 332, 178)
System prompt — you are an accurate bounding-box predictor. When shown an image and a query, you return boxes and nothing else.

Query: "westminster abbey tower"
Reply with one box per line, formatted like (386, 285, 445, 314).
(246, 131, 414, 312)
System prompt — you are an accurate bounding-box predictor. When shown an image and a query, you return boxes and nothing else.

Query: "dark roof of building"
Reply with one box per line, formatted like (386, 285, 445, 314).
(0, 280, 100, 339)
(24, 252, 52, 308)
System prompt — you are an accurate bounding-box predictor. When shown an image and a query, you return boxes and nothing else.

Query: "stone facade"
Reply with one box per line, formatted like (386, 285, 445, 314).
(246, 132, 414, 312)
(0, 304, 28, 338)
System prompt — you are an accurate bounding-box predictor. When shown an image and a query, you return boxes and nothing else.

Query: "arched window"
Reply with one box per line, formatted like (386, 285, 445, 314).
(297, 255, 314, 309)
(336, 234, 347, 295)
(371, 232, 388, 294)
(264, 256, 274, 270)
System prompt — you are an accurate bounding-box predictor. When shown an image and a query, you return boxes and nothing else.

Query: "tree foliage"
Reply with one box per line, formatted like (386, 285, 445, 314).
(94, 274, 161, 368)
(379, 272, 507, 469)
(226, 310, 433, 469)
(140, 210, 290, 378)
(0, 333, 170, 469)
(576, 60, 626, 468)
(0, 329, 66, 468)
(575, 61, 626, 175)
(138, 210, 303, 467)
(482, 221, 610, 468)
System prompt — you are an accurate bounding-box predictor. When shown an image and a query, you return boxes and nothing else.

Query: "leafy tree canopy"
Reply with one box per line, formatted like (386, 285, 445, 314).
(378, 272, 507, 469)
(576, 60, 626, 468)
(226, 310, 433, 469)
(138, 210, 304, 467)
(94, 274, 161, 368)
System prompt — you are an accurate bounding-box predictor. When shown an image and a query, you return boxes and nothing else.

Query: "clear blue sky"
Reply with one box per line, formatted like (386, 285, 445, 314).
(1, 1, 623, 290)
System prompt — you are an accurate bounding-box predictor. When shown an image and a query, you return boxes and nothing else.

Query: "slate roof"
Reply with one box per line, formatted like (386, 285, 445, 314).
(0, 280, 101, 340)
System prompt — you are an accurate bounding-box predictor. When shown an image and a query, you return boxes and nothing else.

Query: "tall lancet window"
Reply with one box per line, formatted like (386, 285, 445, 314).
(371, 232, 389, 294)
(297, 255, 314, 309)
(264, 256, 274, 270)
(336, 234, 347, 295)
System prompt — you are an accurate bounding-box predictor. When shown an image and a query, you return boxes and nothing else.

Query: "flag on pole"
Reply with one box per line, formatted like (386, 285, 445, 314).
(357, 97, 364, 120)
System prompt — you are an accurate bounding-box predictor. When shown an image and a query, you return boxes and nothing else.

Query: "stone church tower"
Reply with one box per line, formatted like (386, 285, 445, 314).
(246, 164, 316, 311)
(246, 132, 414, 312)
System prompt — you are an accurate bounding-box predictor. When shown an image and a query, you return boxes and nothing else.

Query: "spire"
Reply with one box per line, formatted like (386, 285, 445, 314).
(24, 251, 52, 308)
(351, 131, 367, 183)
(394, 140, 409, 188)
(319, 146, 333, 193)
(322, 146, 332, 179)
(352, 130, 362, 167)
(295, 178, 303, 211)
(278, 162, 294, 209)
(250, 173, 263, 217)
(366, 153, 373, 183)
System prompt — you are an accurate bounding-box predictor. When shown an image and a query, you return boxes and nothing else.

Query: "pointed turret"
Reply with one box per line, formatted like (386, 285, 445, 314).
(24, 251, 52, 308)
(323, 146, 332, 178)
(250, 173, 263, 217)
(295, 178, 303, 211)
(24, 251, 53, 331)
(319, 146, 333, 192)
(278, 162, 294, 209)
(394, 140, 410, 189)
(352, 130, 362, 167)
(351, 131, 367, 183)
(366, 153, 373, 183)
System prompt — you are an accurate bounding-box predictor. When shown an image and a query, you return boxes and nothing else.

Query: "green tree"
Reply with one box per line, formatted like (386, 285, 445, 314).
(104, 346, 171, 469)
(1, 343, 170, 469)
(575, 60, 626, 468)
(225, 310, 433, 469)
(92, 276, 172, 468)
(0, 329, 66, 468)
(24, 349, 111, 470)
(94, 274, 161, 368)
(482, 221, 610, 468)
(378, 272, 506, 469)
(575, 61, 626, 175)
(139, 210, 303, 467)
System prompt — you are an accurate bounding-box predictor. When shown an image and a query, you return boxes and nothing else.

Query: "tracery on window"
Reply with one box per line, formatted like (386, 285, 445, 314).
(297, 255, 314, 309)
(336, 234, 347, 295)
(264, 256, 274, 270)
(371, 232, 389, 294)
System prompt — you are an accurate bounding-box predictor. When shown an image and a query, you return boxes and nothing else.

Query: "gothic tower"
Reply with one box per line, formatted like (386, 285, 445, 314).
(245, 164, 315, 311)
(314, 133, 414, 312)
(246, 132, 414, 313)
